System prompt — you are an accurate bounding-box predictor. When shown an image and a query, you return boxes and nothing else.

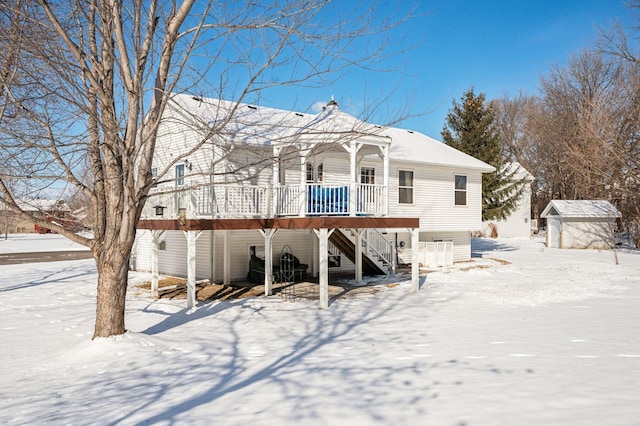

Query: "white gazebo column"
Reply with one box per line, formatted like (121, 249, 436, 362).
(299, 148, 308, 217)
(185, 230, 204, 309)
(314, 228, 335, 309)
(353, 228, 364, 283)
(410, 228, 419, 293)
(151, 230, 165, 298)
(223, 230, 231, 286)
(272, 147, 280, 218)
(259, 228, 278, 296)
(349, 142, 357, 216)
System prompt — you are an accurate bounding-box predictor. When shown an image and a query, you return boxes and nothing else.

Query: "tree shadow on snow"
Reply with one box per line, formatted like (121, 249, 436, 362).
(471, 237, 518, 258)
(107, 292, 448, 425)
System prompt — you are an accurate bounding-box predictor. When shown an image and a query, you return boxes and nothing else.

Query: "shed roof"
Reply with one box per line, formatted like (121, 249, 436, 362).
(540, 200, 621, 218)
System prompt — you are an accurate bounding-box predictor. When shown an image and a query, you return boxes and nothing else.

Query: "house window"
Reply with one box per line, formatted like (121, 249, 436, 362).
(398, 170, 414, 204)
(306, 162, 324, 183)
(306, 163, 314, 183)
(455, 175, 467, 206)
(175, 164, 185, 186)
(360, 167, 375, 185)
(151, 167, 158, 178)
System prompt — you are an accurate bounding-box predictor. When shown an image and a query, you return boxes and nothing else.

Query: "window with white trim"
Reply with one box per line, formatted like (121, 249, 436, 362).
(175, 164, 185, 186)
(455, 174, 467, 206)
(398, 170, 414, 204)
(306, 162, 324, 183)
(360, 166, 375, 184)
(306, 163, 314, 182)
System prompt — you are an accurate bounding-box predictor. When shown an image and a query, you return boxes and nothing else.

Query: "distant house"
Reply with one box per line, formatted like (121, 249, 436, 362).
(0, 199, 72, 234)
(482, 162, 534, 238)
(541, 200, 621, 249)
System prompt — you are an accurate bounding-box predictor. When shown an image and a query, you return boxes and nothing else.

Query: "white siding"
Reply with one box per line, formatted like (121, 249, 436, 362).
(561, 218, 616, 249)
(388, 163, 483, 232)
(482, 183, 532, 238)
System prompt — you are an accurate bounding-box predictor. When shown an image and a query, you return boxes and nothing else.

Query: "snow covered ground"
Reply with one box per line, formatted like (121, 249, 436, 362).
(1, 235, 639, 425)
(0, 233, 88, 253)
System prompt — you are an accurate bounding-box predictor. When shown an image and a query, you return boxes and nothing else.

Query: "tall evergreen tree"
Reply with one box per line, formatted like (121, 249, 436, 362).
(441, 88, 526, 222)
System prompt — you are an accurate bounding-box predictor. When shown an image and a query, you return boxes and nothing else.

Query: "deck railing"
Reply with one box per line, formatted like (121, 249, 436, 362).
(142, 182, 387, 219)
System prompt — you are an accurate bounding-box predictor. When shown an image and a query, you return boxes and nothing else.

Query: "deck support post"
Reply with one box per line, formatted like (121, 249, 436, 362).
(259, 229, 278, 296)
(353, 228, 364, 283)
(185, 230, 204, 309)
(151, 230, 165, 298)
(410, 227, 419, 293)
(314, 228, 335, 309)
(223, 230, 231, 286)
(210, 230, 216, 283)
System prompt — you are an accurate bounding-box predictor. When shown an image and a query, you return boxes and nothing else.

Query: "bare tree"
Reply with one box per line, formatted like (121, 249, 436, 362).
(0, 0, 414, 338)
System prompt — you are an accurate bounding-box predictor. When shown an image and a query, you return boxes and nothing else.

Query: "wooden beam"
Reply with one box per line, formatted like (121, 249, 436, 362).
(138, 216, 419, 231)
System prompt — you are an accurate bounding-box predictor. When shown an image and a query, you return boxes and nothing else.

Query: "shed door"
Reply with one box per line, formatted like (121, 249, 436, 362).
(547, 217, 561, 248)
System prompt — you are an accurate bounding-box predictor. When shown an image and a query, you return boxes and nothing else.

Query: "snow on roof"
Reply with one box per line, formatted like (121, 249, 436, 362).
(541, 200, 621, 218)
(0, 199, 70, 212)
(504, 162, 534, 181)
(383, 127, 495, 172)
(168, 93, 494, 171)
(168, 95, 310, 146)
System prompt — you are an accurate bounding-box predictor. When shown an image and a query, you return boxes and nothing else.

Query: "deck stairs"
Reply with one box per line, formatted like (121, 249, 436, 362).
(328, 228, 395, 276)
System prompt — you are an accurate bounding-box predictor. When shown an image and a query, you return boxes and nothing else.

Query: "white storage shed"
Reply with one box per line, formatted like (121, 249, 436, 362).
(541, 200, 621, 249)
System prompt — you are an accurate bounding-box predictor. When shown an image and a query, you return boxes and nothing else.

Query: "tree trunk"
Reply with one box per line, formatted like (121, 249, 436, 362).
(92, 242, 133, 339)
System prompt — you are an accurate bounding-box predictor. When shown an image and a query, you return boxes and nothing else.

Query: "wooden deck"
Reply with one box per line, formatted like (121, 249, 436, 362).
(137, 216, 420, 231)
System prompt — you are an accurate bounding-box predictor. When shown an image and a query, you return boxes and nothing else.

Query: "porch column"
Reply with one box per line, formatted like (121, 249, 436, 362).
(186, 230, 204, 309)
(259, 229, 278, 296)
(382, 145, 390, 216)
(349, 142, 357, 216)
(314, 228, 335, 308)
(223, 230, 231, 286)
(272, 147, 280, 217)
(354, 228, 364, 283)
(311, 229, 318, 277)
(151, 230, 165, 298)
(210, 230, 216, 283)
(299, 148, 308, 217)
(410, 227, 419, 293)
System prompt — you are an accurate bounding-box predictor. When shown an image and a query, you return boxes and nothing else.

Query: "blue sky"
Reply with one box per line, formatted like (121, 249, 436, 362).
(259, 0, 636, 139)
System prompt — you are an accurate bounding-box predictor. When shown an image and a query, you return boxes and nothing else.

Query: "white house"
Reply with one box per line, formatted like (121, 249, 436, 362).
(541, 200, 621, 249)
(132, 94, 494, 307)
(481, 162, 534, 238)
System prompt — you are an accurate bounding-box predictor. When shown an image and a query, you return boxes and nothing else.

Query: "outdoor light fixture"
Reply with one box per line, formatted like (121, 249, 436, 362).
(178, 207, 187, 225)
(154, 205, 166, 216)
